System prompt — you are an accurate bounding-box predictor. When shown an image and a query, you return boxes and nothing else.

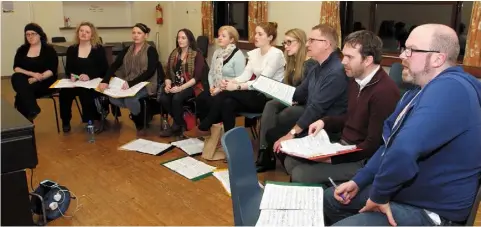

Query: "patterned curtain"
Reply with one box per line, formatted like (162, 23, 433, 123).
(201, 1, 214, 44)
(463, 1, 481, 67)
(248, 2, 268, 43)
(320, 1, 341, 49)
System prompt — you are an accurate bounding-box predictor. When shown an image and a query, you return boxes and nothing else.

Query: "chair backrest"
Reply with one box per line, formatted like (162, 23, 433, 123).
(147, 41, 156, 49)
(466, 178, 481, 226)
(196, 36, 209, 59)
(221, 127, 263, 226)
(122, 41, 134, 48)
(51, 37, 66, 43)
(389, 62, 416, 96)
(157, 61, 166, 86)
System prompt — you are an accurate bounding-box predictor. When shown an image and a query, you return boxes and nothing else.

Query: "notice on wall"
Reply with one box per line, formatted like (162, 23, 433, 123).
(2, 1, 14, 13)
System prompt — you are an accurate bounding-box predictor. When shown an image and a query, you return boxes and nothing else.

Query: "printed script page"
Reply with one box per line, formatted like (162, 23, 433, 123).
(162, 156, 216, 180)
(102, 81, 149, 98)
(259, 183, 323, 210)
(280, 130, 357, 158)
(74, 78, 102, 89)
(255, 210, 324, 227)
(171, 138, 204, 155)
(252, 76, 295, 106)
(212, 169, 231, 195)
(120, 138, 171, 155)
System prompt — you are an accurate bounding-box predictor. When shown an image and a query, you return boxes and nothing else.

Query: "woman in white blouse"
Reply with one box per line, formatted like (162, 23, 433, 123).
(185, 22, 285, 137)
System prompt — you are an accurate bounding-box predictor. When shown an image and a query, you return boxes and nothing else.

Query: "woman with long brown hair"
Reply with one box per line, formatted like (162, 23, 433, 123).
(59, 21, 108, 133)
(256, 28, 317, 172)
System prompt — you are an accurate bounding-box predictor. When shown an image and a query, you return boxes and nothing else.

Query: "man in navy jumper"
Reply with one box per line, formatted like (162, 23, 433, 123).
(323, 24, 481, 226)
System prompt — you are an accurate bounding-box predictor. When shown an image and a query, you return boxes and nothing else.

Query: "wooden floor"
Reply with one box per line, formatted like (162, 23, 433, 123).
(1, 79, 479, 226)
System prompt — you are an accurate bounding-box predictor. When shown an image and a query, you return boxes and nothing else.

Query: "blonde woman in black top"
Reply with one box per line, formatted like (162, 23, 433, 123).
(59, 21, 109, 133)
(11, 23, 58, 121)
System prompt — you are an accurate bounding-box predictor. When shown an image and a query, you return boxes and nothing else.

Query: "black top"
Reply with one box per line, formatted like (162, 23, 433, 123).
(13, 43, 58, 78)
(65, 44, 109, 79)
(102, 45, 159, 87)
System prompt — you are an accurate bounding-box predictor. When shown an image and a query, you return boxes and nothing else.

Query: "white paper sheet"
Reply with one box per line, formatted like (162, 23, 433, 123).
(50, 78, 103, 89)
(251, 76, 296, 106)
(162, 156, 216, 180)
(171, 138, 204, 156)
(213, 169, 231, 195)
(101, 81, 149, 98)
(256, 210, 324, 227)
(280, 130, 357, 159)
(259, 183, 323, 210)
(120, 139, 172, 155)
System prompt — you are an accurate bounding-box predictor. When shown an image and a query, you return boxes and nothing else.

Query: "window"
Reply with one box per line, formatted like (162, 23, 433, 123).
(340, 1, 473, 59)
(213, 1, 249, 41)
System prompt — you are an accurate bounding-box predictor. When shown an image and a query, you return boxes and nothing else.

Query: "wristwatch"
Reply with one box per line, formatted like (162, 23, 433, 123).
(289, 129, 297, 136)
(237, 85, 241, 90)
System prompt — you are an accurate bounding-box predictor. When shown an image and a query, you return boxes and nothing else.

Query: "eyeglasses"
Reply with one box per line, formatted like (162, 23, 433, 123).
(403, 47, 440, 57)
(282, 40, 298, 46)
(307, 38, 327, 43)
(25, 32, 38, 37)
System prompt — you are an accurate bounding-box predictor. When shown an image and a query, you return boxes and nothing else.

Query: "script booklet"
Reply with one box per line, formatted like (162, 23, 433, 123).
(256, 181, 324, 227)
(97, 77, 149, 98)
(280, 129, 361, 161)
(251, 76, 296, 106)
(119, 138, 172, 156)
(50, 78, 102, 89)
(161, 156, 216, 181)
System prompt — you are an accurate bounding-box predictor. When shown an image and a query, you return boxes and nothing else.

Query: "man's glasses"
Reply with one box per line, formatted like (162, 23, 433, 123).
(282, 40, 298, 46)
(307, 38, 327, 43)
(403, 47, 440, 57)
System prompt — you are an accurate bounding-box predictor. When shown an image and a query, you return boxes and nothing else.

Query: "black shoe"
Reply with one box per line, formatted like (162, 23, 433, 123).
(159, 124, 182, 137)
(62, 123, 71, 133)
(130, 113, 145, 131)
(256, 149, 276, 173)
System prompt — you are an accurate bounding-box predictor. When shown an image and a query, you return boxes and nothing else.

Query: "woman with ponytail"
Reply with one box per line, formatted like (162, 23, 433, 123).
(11, 23, 59, 121)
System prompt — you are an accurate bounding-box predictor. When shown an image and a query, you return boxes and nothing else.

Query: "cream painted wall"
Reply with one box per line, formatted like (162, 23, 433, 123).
(2, 1, 322, 76)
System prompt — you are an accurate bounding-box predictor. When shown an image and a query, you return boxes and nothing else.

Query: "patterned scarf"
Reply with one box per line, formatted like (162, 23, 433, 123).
(167, 47, 197, 85)
(211, 44, 237, 88)
(116, 43, 157, 95)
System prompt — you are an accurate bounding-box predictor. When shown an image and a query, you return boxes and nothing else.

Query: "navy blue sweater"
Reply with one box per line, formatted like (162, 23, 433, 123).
(292, 51, 348, 129)
(352, 66, 481, 222)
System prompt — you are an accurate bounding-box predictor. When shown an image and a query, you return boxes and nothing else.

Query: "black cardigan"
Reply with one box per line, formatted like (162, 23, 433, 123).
(65, 44, 109, 79)
(13, 43, 58, 76)
(102, 46, 159, 87)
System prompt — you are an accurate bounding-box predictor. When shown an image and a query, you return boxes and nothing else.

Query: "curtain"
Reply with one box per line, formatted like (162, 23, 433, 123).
(248, 2, 268, 43)
(320, 1, 341, 48)
(201, 1, 214, 44)
(463, 1, 481, 67)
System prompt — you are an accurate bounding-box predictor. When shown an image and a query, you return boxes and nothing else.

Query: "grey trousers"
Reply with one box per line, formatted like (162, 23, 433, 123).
(284, 155, 365, 185)
(109, 87, 149, 115)
(259, 100, 305, 149)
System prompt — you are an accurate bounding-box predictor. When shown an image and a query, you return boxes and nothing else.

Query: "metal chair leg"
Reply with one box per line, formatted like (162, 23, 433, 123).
(51, 97, 60, 133)
(29, 192, 47, 226)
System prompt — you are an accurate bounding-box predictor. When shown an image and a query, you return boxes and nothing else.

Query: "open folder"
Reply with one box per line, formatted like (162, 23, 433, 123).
(50, 78, 102, 89)
(280, 130, 361, 161)
(251, 76, 296, 106)
(96, 77, 149, 98)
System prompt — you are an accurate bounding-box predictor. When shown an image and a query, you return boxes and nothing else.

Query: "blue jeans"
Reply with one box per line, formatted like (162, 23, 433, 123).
(109, 87, 148, 115)
(324, 185, 437, 226)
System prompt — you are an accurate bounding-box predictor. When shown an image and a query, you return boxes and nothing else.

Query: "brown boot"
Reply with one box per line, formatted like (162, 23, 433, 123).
(183, 126, 211, 138)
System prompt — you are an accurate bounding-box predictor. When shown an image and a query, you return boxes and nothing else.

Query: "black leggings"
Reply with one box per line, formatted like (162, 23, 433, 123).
(158, 87, 194, 127)
(11, 72, 55, 118)
(198, 90, 268, 132)
(59, 87, 100, 124)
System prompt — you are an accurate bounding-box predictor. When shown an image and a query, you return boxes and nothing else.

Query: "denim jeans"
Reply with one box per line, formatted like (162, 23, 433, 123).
(324, 185, 437, 226)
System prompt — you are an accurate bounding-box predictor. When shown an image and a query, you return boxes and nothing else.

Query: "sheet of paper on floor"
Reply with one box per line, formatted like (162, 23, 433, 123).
(120, 138, 171, 155)
(162, 156, 216, 180)
(171, 138, 204, 155)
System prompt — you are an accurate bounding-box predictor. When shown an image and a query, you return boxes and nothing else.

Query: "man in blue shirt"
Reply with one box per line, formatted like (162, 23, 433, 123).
(323, 23, 481, 226)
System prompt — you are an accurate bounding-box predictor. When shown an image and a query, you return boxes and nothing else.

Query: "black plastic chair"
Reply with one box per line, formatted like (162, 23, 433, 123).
(196, 36, 209, 59)
(38, 90, 82, 134)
